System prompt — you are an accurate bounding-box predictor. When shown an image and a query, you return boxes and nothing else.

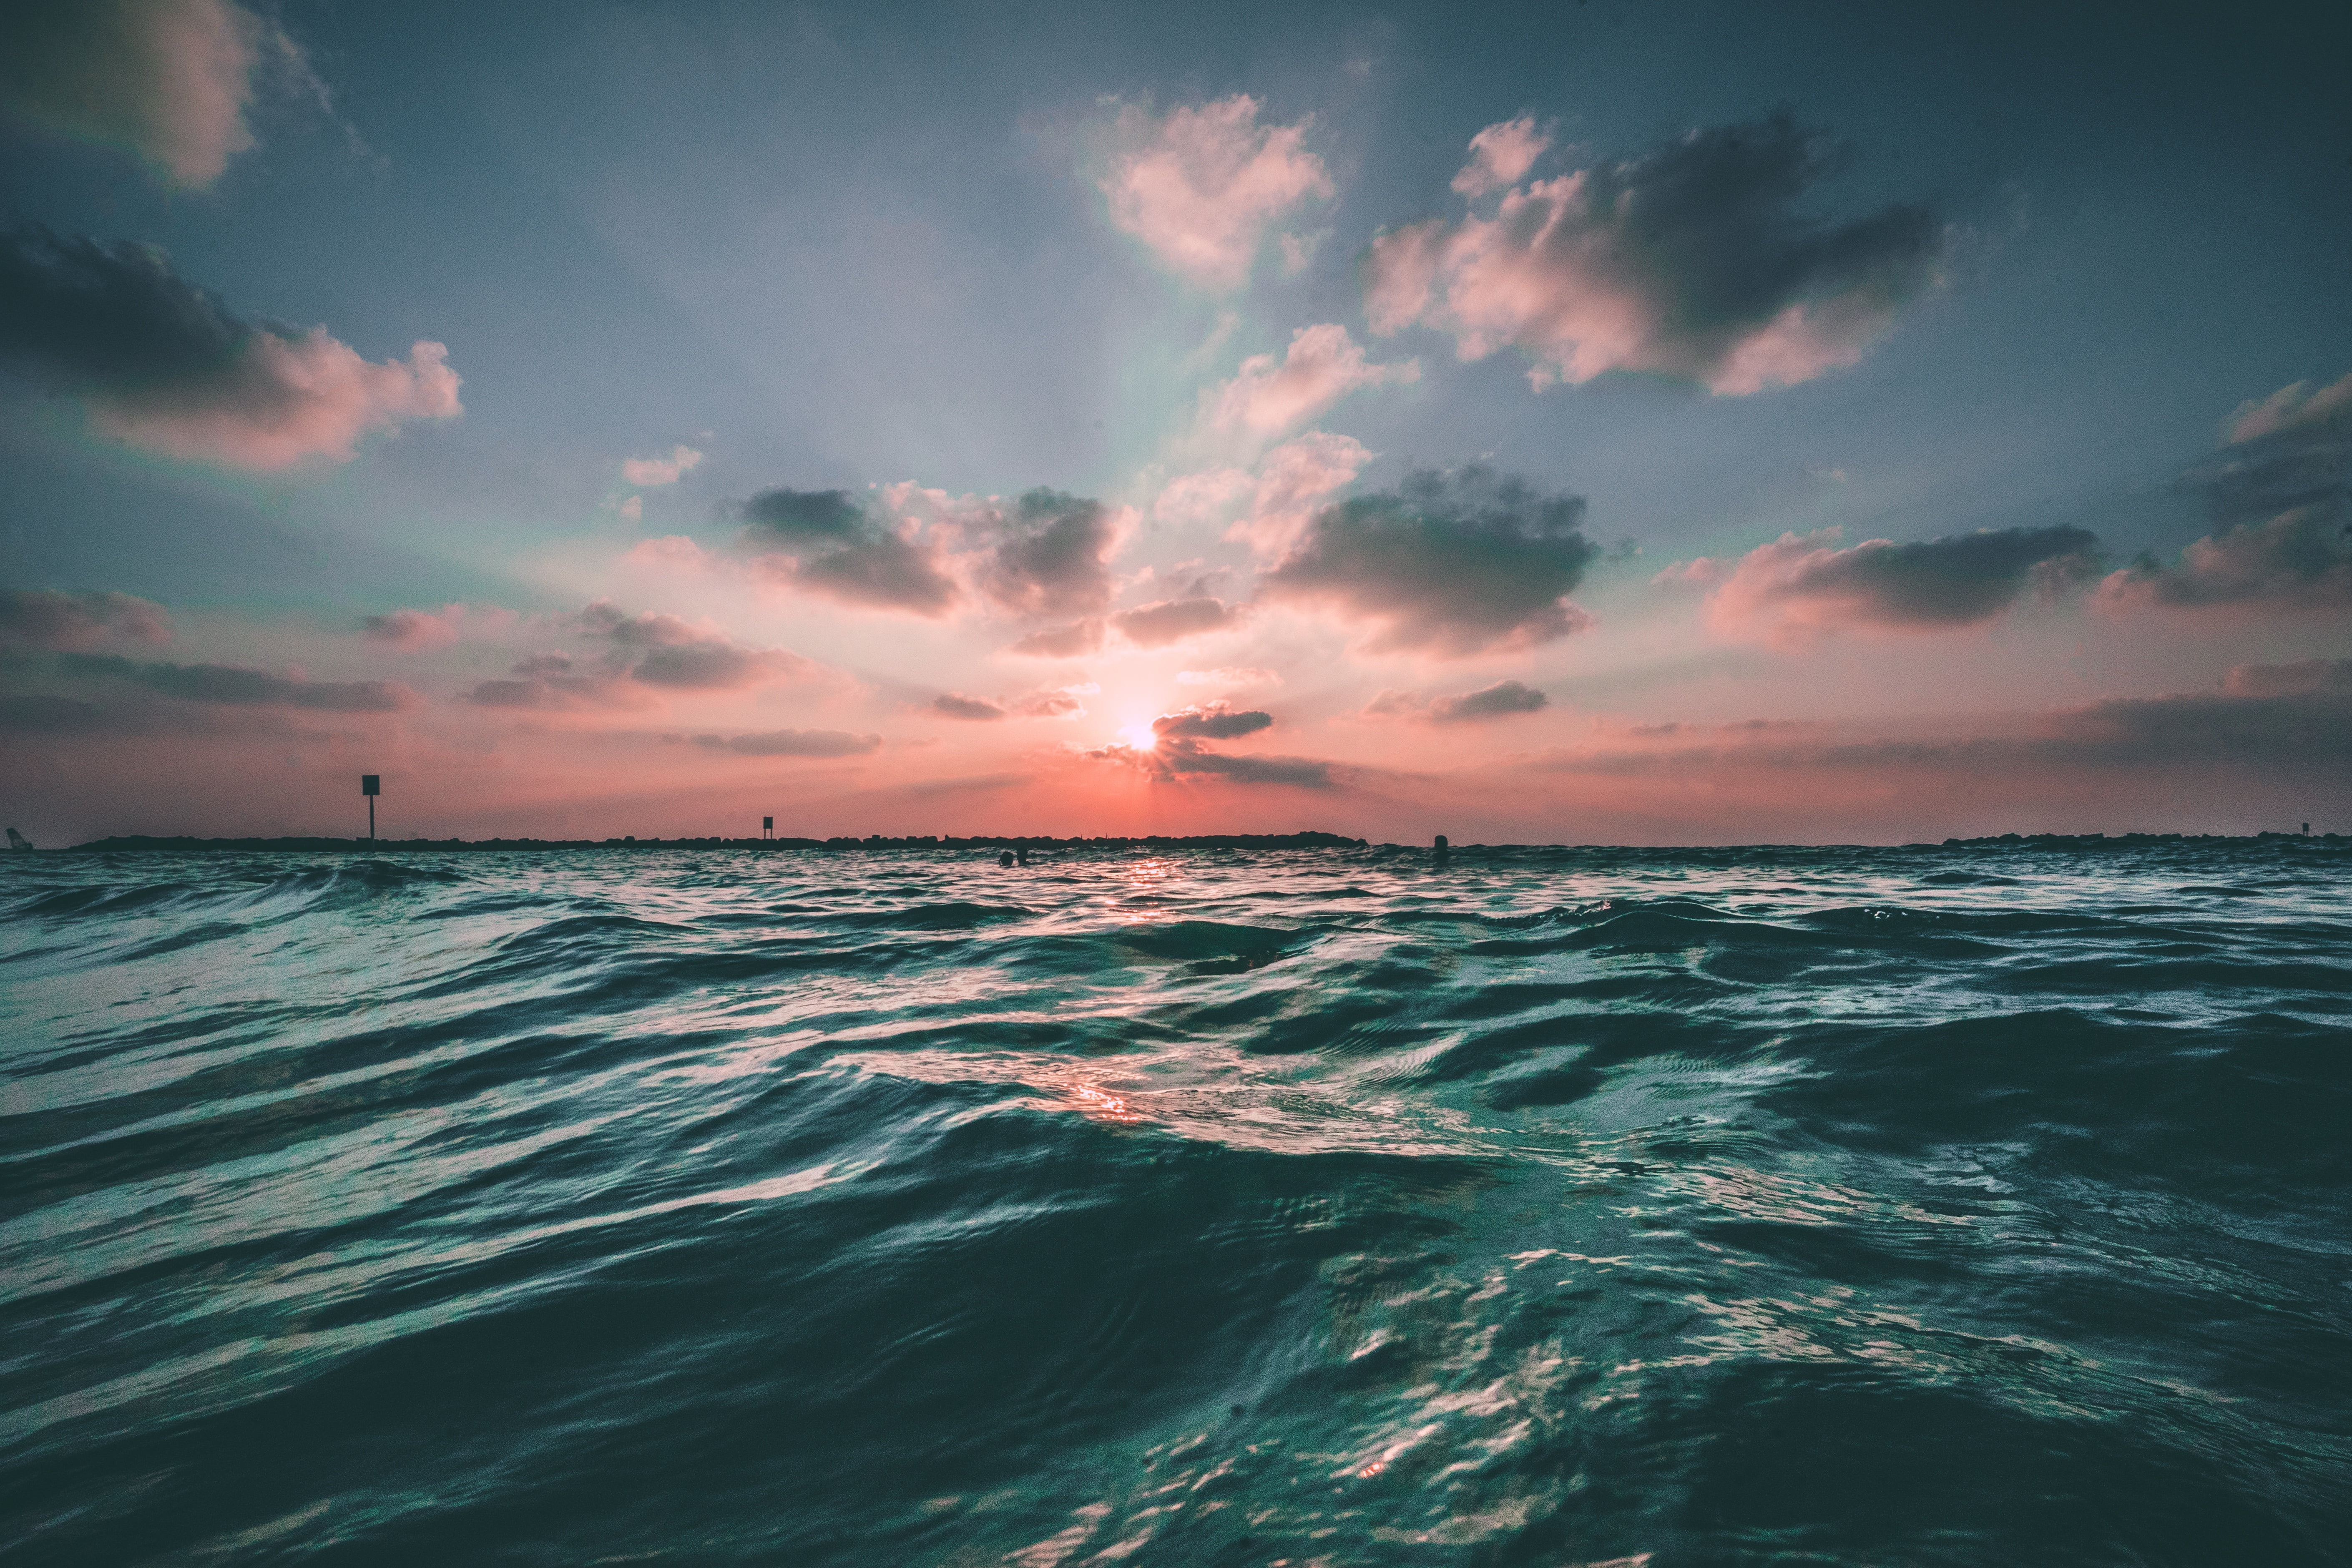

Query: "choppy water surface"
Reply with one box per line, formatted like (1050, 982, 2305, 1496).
(4, 842, 2349, 1566)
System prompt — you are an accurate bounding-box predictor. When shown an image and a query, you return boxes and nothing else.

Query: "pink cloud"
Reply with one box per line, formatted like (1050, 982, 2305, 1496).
(1005, 619, 1104, 658)
(1450, 117, 1551, 198)
(2098, 375, 2351, 614)
(623, 445, 704, 486)
(624, 535, 715, 571)
(1364, 115, 1944, 394)
(3, 0, 281, 188)
(2226, 371, 2352, 444)
(1153, 467, 1254, 528)
(1100, 95, 1333, 291)
(1224, 431, 1372, 558)
(1110, 597, 1243, 648)
(2094, 506, 2352, 616)
(91, 330, 462, 470)
(1205, 324, 1417, 440)
(1176, 667, 1281, 688)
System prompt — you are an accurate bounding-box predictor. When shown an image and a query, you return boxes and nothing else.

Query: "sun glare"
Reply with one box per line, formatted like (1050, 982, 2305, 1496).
(1118, 721, 1159, 751)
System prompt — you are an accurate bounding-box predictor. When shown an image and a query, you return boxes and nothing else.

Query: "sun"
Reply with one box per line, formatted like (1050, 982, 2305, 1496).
(1117, 720, 1159, 751)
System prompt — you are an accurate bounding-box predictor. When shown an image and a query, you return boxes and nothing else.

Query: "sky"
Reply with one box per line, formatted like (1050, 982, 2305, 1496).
(2, 0, 2347, 845)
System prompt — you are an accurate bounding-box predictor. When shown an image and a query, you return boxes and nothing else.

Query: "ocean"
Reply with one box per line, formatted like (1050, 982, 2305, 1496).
(3, 841, 2348, 1566)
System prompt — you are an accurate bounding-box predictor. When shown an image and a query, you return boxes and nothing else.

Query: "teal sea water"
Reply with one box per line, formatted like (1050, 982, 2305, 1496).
(4, 842, 2349, 1566)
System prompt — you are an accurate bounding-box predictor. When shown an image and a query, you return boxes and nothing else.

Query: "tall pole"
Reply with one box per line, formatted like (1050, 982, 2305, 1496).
(362, 774, 380, 842)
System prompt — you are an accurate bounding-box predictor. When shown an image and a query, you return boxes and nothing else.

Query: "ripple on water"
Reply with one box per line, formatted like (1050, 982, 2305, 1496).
(3, 840, 2349, 1566)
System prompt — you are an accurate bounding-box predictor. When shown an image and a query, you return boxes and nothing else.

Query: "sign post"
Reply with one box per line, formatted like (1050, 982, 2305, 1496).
(762, 815, 774, 842)
(362, 774, 380, 841)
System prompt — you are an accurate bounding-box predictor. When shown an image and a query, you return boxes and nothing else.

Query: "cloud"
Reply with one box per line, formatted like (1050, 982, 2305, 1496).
(2098, 374, 2352, 614)
(1100, 95, 1333, 291)
(463, 653, 638, 711)
(1685, 525, 2100, 643)
(2226, 372, 2352, 445)
(1533, 660, 2352, 784)
(0, 226, 461, 468)
(0, 0, 290, 188)
(0, 588, 170, 648)
(1111, 596, 1242, 648)
(1006, 619, 1104, 658)
(1366, 679, 1550, 724)
(1154, 467, 1255, 528)
(1015, 683, 1095, 717)
(623, 445, 703, 486)
(1176, 666, 1280, 688)
(1090, 701, 1329, 788)
(1158, 749, 1332, 787)
(1205, 324, 1417, 440)
(1364, 113, 1945, 393)
(977, 489, 1128, 620)
(360, 604, 475, 652)
(578, 601, 817, 690)
(1451, 117, 1551, 198)
(2223, 658, 2352, 698)
(932, 693, 1006, 721)
(1157, 432, 1372, 563)
(691, 729, 881, 759)
(1260, 466, 1597, 654)
(1154, 702, 1273, 741)
(741, 487, 958, 616)
(40, 652, 412, 711)
(1226, 431, 1375, 558)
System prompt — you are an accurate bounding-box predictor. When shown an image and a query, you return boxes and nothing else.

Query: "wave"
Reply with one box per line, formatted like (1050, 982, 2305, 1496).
(4, 841, 2349, 1565)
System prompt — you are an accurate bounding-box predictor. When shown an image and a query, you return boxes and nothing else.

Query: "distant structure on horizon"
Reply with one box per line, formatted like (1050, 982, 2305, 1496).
(6, 828, 31, 852)
(361, 774, 380, 840)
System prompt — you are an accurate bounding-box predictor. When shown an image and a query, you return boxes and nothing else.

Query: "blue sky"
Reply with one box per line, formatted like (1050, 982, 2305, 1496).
(3, 0, 2347, 842)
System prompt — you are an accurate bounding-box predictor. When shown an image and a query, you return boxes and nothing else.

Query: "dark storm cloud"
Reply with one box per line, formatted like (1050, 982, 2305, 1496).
(1111, 596, 1241, 648)
(1700, 525, 2101, 638)
(932, 694, 1007, 720)
(740, 488, 959, 616)
(1365, 114, 1946, 394)
(0, 588, 170, 648)
(2100, 377, 2352, 611)
(1261, 467, 1597, 654)
(0, 225, 459, 468)
(690, 729, 882, 758)
(978, 490, 1121, 619)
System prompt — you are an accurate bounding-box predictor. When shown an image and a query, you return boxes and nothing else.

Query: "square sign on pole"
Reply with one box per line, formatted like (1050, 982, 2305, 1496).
(361, 775, 380, 840)
(763, 815, 774, 842)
